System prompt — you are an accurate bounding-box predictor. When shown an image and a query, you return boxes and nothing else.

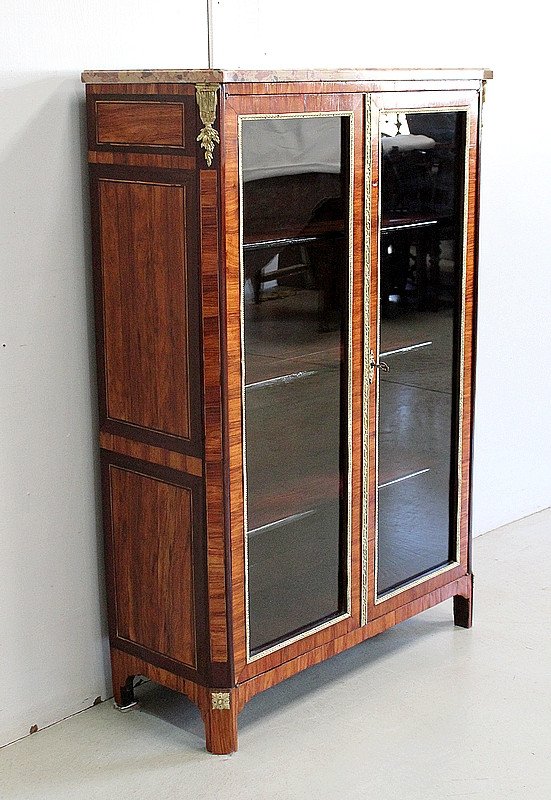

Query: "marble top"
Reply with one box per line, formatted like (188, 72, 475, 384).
(81, 68, 493, 84)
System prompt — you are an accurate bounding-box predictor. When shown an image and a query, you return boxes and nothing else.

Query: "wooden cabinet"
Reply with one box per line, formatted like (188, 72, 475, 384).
(83, 68, 491, 754)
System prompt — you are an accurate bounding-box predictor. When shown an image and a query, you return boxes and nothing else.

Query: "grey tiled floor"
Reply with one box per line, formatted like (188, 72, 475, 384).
(1, 508, 550, 799)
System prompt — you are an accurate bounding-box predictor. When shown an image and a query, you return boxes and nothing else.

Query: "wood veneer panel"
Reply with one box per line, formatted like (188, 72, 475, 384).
(87, 83, 196, 95)
(459, 94, 481, 574)
(99, 432, 202, 476)
(225, 80, 482, 97)
(199, 167, 230, 668)
(222, 99, 246, 677)
(96, 100, 185, 147)
(96, 174, 195, 445)
(87, 89, 196, 156)
(108, 464, 196, 668)
(89, 151, 195, 170)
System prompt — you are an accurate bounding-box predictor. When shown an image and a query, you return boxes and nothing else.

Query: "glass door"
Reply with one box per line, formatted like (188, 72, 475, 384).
(365, 93, 477, 610)
(240, 113, 353, 658)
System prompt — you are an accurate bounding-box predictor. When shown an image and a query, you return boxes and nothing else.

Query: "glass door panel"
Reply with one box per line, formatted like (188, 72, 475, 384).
(240, 114, 352, 656)
(376, 109, 467, 598)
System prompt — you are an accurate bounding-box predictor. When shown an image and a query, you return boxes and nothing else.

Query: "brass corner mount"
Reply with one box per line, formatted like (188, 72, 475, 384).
(211, 691, 231, 710)
(196, 83, 221, 167)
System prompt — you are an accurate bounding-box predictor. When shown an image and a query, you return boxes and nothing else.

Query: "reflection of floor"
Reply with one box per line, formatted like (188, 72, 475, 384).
(243, 282, 459, 647)
(377, 307, 457, 594)
(244, 288, 340, 384)
(248, 503, 341, 653)
(244, 286, 345, 652)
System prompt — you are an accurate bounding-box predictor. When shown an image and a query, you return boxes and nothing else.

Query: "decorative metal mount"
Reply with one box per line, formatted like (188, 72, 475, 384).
(211, 691, 231, 710)
(196, 83, 220, 167)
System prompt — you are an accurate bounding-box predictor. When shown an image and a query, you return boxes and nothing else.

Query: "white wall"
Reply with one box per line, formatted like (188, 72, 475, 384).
(0, 0, 208, 748)
(1, 0, 549, 748)
(210, 1, 551, 535)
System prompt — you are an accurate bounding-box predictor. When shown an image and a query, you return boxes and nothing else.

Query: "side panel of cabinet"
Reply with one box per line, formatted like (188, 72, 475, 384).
(87, 83, 234, 688)
(363, 90, 480, 620)
(89, 164, 203, 456)
(101, 452, 209, 681)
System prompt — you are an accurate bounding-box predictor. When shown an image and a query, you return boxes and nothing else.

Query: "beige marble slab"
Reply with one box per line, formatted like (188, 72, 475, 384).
(81, 67, 493, 84)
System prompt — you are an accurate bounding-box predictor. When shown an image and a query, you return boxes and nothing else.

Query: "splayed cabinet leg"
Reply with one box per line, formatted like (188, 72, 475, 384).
(454, 574, 474, 628)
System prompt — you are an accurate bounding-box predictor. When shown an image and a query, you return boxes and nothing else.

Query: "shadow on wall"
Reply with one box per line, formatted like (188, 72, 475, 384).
(0, 73, 110, 746)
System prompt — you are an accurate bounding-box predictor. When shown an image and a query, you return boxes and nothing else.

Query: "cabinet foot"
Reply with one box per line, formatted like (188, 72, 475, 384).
(454, 574, 474, 628)
(111, 653, 138, 710)
(201, 690, 238, 755)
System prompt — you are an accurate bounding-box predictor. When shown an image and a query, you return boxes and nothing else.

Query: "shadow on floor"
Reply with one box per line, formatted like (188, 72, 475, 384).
(133, 610, 452, 747)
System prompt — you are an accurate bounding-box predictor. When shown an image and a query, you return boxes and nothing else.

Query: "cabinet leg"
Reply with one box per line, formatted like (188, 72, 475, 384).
(111, 652, 138, 711)
(201, 691, 238, 755)
(454, 574, 474, 628)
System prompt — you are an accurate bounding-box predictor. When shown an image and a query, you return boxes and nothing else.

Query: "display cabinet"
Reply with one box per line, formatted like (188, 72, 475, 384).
(82, 68, 491, 753)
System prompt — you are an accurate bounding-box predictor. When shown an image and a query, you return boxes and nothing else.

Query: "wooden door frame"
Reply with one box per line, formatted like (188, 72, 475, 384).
(363, 89, 481, 622)
(221, 88, 365, 684)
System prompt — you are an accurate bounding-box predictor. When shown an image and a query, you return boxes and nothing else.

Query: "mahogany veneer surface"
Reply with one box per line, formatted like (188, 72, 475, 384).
(99, 179, 190, 438)
(96, 100, 185, 147)
(83, 70, 488, 754)
(108, 465, 196, 668)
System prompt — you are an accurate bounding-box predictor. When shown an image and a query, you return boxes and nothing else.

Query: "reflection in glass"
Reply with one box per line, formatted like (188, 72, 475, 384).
(241, 115, 351, 655)
(377, 110, 467, 596)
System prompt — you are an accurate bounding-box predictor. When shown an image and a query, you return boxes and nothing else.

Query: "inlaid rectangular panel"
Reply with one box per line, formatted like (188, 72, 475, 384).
(98, 176, 194, 445)
(108, 463, 196, 668)
(96, 101, 185, 147)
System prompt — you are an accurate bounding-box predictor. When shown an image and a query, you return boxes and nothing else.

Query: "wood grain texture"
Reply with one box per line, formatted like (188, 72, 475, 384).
(99, 178, 190, 437)
(96, 100, 185, 147)
(91, 166, 204, 456)
(85, 77, 485, 756)
(199, 167, 230, 668)
(222, 91, 365, 684)
(467, 86, 486, 574)
(202, 694, 238, 754)
(99, 432, 202, 476)
(108, 463, 197, 668)
(87, 89, 196, 156)
(87, 83, 196, 95)
(88, 151, 195, 170)
(225, 80, 482, 97)
(110, 648, 238, 753)
(461, 94, 481, 576)
(221, 99, 246, 681)
(102, 451, 210, 683)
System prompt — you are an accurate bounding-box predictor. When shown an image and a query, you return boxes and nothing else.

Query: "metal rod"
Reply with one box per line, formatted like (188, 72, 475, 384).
(245, 370, 318, 390)
(381, 220, 438, 233)
(243, 233, 340, 251)
(248, 510, 315, 537)
(380, 341, 433, 358)
(379, 468, 430, 489)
